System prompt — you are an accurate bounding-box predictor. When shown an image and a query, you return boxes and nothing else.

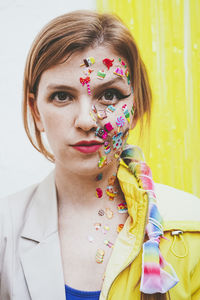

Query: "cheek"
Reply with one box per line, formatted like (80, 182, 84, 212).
(40, 109, 71, 138)
(94, 102, 132, 154)
(103, 102, 133, 132)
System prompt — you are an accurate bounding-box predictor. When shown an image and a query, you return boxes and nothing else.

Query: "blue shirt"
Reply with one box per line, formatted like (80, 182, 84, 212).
(65, 285, 100, 300)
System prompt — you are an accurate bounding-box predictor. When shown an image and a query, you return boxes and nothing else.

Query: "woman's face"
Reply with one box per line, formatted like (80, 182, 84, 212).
(34, 46, 135, 176)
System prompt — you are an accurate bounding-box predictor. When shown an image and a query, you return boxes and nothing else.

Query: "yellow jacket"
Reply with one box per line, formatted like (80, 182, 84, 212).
(100, 163, 200, 300)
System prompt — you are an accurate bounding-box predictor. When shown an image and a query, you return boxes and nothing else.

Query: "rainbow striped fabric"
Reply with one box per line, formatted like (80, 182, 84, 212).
(121, 145, 179, 294)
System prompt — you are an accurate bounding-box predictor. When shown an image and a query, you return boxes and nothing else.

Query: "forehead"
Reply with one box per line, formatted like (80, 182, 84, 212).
(39, 46, 128, 86)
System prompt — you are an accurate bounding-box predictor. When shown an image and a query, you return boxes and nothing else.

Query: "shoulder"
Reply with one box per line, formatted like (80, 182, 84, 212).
(0, 183, 39, 228)
(0, 171, 55, 227)
(155, 183, 200, 230)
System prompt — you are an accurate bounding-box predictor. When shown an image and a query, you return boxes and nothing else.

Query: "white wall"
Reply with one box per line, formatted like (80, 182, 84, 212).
(0, 0, 96, 197)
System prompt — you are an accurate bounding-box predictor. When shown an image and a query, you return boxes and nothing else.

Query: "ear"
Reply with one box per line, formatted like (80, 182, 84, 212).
(28, 93, 45, 132)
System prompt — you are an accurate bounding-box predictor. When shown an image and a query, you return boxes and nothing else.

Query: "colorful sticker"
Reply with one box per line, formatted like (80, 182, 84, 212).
(117, 224, 124, 233)
(106, 105, 116, 113)
(95, 127, 108, 140)
(83, 68, 93, 76)
(108, 174, 116, 186)
(96, 248, 105, 264)
(116, 116, 125, 128)
(112, 132, 123, 150)
(117, 202, 128, 213)
(105, 208, 113, 219)
(113, 67, 124, 77)
(94, 223, 101, 230)
(125, 69, 130, 85)
(92, 105, 97, 113)
(98, 209, 104, 216)
(89, 111, 97, 122)
(131, 105, 134, 115)
(96, 173, 103, 181)
(98, 156, 107, 168)
(80, 76, 91, 95)
(104, 122, 114, 132)
(97, 70, 106, 79)
(119, 58, 127, 68)
(96, 188, 103, 198)
(80, 57, 95, 67)
(104, 142, 111, 154)
(104, 225, 110, 232)
(102, 225, 110, 235)
(97, 110, 107, 120)
(104, 240, 114, 248)
(122, 104, 130, 123)
(106, 185, 118, 201)
(103, 58, 114, 69)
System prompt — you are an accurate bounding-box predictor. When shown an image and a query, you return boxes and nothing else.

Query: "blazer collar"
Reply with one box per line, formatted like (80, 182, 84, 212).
(20, 171, 66, 300)
(21, 171, 58, 242)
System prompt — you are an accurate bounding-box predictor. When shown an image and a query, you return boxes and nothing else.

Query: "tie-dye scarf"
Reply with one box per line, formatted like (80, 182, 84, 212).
(120, 145, 179, 294)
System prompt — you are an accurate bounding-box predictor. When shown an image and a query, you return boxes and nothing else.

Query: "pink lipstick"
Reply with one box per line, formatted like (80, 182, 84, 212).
(72, 140, 103, 154)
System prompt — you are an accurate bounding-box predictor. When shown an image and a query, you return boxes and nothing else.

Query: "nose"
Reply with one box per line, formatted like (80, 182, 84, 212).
(74, 97, 97, 132)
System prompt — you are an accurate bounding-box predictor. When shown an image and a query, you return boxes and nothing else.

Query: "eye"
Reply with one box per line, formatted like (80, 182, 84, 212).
(50, 91, 73, 103)
(99, 89, 130, 103)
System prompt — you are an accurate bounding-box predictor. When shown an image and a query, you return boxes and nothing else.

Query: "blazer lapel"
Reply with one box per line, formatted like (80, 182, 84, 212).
(20, 172, 66, 300)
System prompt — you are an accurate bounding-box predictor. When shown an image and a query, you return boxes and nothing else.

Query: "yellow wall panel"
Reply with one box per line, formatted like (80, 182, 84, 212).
(97, 0, 200, 197)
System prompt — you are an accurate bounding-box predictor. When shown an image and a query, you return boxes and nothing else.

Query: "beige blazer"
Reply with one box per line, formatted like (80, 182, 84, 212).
(0, 172, 66, 300)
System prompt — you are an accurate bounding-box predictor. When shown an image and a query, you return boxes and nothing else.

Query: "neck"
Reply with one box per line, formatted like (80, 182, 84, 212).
(55, 160, 122, 212)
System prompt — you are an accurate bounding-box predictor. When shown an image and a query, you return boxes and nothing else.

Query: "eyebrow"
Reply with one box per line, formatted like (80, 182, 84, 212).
(46, 84, 77, 92)
(93, 77, 124, 90)
(46, 77, 125, 93)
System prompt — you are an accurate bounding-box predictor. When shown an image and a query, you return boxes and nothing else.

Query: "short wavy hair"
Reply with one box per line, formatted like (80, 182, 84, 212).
(23, 10, 152, 162)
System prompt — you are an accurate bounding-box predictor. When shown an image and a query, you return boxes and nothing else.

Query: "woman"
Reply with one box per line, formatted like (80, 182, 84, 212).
(0, 10, 200, 300)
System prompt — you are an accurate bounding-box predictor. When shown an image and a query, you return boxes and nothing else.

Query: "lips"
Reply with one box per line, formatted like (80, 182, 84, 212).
(71, 140, 103, 154)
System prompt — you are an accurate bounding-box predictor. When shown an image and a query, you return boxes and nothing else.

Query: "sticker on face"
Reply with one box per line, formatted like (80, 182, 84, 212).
(112, 132, 123, 150)
(95, 127, 108, 140)
(122, 104, 130, 123)
(119, 58, 127, 68)
(116, 116, 125, 128)
(98, 156, 107, 168)
(96, 173, 103, 181)
(97, 110, 107, 120)
(108, 174, 116, 185)
(92, 105, 97, 113)
(96, 188, 103, 198)
(97, 70, 106, 79)
(80, 57, 95, 67)
(106, 185, 118, 201)
(131, 105, 134, 115)
(117, 202, 128, 213)
(104, 122, 114, 132)
(102, 58, 114, 70)
(113, 67, 124, 77)
(125, 69, 130, 85)
(106, 105, 116, 113)
(104, 142, 111, 154)
(80, 76, 91, 95)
